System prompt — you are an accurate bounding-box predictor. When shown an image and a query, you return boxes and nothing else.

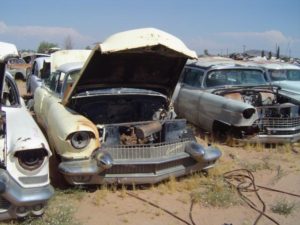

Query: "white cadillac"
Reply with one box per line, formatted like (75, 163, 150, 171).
(33, 28, 221, 185)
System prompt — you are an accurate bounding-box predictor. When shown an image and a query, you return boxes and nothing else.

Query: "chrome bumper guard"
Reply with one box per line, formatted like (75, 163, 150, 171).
(58, 141, 221, 184)
(0, 169, 54, 220)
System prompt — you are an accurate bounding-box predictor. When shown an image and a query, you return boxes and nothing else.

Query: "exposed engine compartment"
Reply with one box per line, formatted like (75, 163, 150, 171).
(69, 94, 171, 124)
(69, 94, 190, 145)
(217, 88, 300, 118)
(222, 90, 276, 106)
(211, 88, 300, 140)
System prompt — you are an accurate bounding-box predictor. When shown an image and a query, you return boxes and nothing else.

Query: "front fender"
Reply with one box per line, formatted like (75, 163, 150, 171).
(198, 92, 258, 131)
(46, 102, 99, 159)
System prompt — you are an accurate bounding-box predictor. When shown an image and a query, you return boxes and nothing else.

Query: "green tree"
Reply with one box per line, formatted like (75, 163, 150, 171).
(37, 41, 58, 53)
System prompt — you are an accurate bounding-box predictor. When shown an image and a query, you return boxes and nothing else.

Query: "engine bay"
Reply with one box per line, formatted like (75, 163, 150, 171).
(222, 90, 276, 106)
(69, 93, 190, 146)
(217, 88, 300, 119)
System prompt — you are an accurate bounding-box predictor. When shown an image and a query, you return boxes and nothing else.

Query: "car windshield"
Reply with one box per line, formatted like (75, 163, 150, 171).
(205, 69, 266, 87)
(269, 69, 300, 81)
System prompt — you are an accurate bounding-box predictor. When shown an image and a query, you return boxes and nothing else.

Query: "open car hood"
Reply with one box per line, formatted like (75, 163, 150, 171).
(63, 28, 197, 105)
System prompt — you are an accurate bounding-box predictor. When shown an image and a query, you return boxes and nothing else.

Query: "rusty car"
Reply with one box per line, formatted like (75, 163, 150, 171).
(26, 50, 91, 95)
(0, 60, 53, 220)
(173, 57, 300, 144)
(33, 28, 221, 185)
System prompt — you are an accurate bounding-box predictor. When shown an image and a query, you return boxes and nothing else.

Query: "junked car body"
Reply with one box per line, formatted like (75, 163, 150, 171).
(251, 61, 300, 100)
(6, 57, 31, 80)
(22, 53, 50, 80)
(26, 50, 91, 95)
(22, 53, 50, 65)
(0, 42, 31, 81)
(26, 56, 50, 94)
(33, 28, 221, 185)
(174, 57, 300, 143)
(0, 61, 53, 220)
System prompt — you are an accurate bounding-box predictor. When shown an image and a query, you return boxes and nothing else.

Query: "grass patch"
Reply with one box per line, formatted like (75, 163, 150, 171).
(271, 165, 288, 184)
(271, 198, 296, 216)
(191, 177, 241, 207)
(243, 142, 265, 152)
(92, 184, 110, 206)
(238, 159, 273, 172)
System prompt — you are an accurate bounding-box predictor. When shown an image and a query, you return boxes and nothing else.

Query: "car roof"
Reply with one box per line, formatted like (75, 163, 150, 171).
(57, 62, 84, 73)
(246, 60, 300, 70)
(50, 50, 91, 73)
(186, 57, 262, 70)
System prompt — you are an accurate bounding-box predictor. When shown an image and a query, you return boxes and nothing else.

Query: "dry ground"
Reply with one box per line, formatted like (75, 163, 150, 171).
(6, 81, 300, 225)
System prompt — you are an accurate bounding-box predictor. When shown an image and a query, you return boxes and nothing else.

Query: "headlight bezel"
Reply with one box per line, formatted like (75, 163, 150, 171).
(15, 149, 48, 171)
(69, 131, 92, 150)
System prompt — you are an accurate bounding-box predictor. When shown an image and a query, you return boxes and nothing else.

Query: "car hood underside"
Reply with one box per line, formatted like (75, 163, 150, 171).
(63, 28, 197, 105)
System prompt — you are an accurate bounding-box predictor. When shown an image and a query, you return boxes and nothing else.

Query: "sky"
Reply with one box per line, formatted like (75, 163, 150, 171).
(0, 0, 300, 57)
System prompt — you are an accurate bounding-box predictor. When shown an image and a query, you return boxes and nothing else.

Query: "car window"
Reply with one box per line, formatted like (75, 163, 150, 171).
(269, 70, 287, 81)
(45, 71, 66, 94)
(40, 62, 50, 79)
(182, 68, 204, 87)
(62, 69, 81, 95)
(206, 69, 266, 87)
(1, 77, 19, 106)
(22, 56, 32, 64)
(287, 70, 300, 81)
(33, 62, 38, 75)
(8, 58, 25, 64)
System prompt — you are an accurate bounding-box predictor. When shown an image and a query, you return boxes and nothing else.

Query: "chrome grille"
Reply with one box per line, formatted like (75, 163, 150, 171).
(0, 197, 10, 212)
(104, 139, 191, 160)
(254, 117, 300, 134)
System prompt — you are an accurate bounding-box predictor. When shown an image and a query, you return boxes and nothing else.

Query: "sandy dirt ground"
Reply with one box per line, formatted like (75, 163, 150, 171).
(72, 142, 300, 225)
(17, 81, 300, 225)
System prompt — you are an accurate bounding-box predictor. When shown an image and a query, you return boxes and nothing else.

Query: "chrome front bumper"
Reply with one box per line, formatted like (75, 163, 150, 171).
(0, 169, 54, 220)
(241, 132, 300, 143)
(59, 141, 221, 185)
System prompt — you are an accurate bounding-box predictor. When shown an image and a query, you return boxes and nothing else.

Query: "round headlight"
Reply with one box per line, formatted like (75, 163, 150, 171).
(243, 108, 256, 119)
(16, 149, 47, 171)
(70, 132, 91, 149)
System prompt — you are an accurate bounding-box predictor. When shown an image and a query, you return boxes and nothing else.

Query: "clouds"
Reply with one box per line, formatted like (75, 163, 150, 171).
(0, 21, 95, 50)
(186, 30, 300, 57)
(220, 30, 292, 45)
(1, 20, 299, 57)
